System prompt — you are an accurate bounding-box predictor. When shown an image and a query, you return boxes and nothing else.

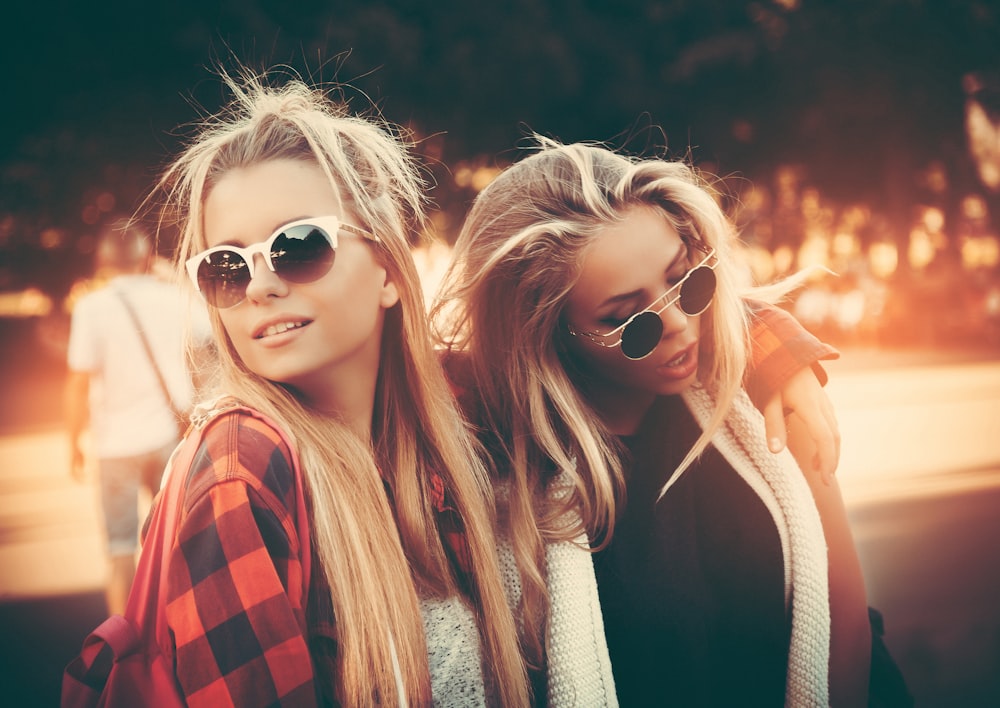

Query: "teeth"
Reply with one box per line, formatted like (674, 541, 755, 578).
(259, 321, 306, 338)
(667, 351, 687, 367)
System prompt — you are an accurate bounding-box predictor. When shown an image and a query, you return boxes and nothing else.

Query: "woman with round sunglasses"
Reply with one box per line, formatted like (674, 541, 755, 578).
(434, 139, 871, 706)
(143, 70, 530, 707)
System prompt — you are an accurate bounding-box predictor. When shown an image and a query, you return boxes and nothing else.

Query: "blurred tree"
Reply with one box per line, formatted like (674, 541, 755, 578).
(2, 0, 999, 290)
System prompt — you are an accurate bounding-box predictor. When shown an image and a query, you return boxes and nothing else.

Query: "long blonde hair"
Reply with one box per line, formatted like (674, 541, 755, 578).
(155, 69, 528, 707)
(433, 139, 751, 665)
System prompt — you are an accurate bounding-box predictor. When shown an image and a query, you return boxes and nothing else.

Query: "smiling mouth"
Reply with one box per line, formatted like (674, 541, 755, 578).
(256, 321, 310, 339)
(665, 349, 690, 367)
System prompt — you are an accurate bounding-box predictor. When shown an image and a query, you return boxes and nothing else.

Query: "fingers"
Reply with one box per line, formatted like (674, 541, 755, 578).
(819, 395, 842, 483)
(761, 395, 788, 453)
(766, 366, 843, 484)
(796, 402, 839, 484)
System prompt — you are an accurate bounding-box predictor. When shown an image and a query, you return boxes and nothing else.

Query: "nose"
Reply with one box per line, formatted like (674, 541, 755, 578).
(658, 297, 690, 339)
(243, 252, 289, 303)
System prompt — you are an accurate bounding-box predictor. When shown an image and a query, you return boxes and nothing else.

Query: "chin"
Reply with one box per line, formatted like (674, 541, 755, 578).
(651, 370, 699, 396)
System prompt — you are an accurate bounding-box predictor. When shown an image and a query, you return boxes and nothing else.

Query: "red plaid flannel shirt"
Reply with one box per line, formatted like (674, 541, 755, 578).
(158, 410, 471, 707)
(743, 302, 839, 409)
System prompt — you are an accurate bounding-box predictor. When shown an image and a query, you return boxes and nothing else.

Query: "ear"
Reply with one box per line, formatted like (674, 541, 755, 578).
(378, 266, 400, 309)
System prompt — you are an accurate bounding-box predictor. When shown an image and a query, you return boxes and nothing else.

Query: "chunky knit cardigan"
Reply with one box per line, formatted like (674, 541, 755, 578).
(500, 384, 832, 707)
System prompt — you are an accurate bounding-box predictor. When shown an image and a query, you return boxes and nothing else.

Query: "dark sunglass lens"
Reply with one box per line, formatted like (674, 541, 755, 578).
(679, 266, 717, 316)
(620, 310, 663, 360)
(197, 252, 251, 309)
(272, 226, 336, 283)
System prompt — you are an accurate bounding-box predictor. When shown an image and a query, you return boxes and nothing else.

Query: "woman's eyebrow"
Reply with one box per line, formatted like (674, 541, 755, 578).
(210, 215, 314, 247)
(596, 245, 688, 310)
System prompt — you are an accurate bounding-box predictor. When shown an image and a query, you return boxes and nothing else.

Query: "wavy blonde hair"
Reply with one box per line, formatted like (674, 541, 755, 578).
(432, 139, 751, 666)
(153, 69, 528, 707)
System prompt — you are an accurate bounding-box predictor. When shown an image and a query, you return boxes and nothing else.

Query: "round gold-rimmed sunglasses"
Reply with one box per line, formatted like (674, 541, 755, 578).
(568, 243, 718, 360)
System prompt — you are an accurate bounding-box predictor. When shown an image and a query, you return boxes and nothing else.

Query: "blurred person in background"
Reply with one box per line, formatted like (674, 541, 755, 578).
(65, 217, 210, 616)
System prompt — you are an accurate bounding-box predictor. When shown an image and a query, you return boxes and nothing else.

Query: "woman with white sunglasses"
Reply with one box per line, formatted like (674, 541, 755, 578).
(434, 139, 871, 706)
(142, 69, 531, 707)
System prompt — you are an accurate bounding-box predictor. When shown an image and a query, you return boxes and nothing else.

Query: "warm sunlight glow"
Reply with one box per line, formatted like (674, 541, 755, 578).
(0, 288, 53, 317)
(961, 236, 1000, 269)
(908, 228, 937, 270)
(869, 241, 899, 279)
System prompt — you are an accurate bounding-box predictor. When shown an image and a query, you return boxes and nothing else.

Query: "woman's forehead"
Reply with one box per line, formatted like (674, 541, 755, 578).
(578, 208, 684, 286)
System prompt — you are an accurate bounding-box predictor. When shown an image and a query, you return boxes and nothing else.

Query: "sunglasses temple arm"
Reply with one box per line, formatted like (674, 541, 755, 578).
(686, 238, 713, 257)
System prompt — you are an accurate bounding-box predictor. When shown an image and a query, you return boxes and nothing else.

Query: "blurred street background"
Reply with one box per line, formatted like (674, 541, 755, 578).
(2, 335, 999, 707)
(4, 1, 1000, 705)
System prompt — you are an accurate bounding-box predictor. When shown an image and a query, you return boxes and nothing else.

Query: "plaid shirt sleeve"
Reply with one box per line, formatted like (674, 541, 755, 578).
(429, 471, 475, 585)
(744, 302, 840, 410)
(164, 411, 317, 708)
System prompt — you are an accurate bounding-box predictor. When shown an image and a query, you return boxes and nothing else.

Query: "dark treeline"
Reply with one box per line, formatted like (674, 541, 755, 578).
(3, 0, 999, 297)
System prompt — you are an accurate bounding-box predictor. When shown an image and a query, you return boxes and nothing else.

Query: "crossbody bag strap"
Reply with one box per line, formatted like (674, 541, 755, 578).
(116, 289, 186, 425)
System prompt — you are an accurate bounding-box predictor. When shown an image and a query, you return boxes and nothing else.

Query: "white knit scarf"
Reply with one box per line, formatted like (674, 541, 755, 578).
(684, 383, 831, 707)
(503, 385, 832, 707)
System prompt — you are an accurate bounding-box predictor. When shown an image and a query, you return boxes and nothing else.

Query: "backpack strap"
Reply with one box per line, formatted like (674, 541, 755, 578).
(63, 405, 311, 707)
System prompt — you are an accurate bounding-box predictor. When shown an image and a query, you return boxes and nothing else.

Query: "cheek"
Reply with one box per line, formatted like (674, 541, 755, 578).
(325, 252, 383, 304)
(596, 354, 645, 386)
(689, 312, 706, 343)
(216, 313, 249, 359)
(564, 334, 627, 378)
(324, 274, 381, 317)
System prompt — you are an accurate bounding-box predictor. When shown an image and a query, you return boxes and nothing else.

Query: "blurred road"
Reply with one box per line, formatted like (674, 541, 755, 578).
(823, 350, 1000, 707)
(1, 337, 999, 706)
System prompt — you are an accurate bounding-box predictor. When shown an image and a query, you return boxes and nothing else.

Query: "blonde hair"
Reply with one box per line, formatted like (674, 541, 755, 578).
(153, 69, 528, 707)
(433, 139, 751, 665)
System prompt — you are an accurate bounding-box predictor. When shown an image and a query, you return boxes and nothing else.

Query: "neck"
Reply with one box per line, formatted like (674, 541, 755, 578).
(577, 375, 657, 436)
(302, 370, 378, 442)
(292, 324, 386, 442)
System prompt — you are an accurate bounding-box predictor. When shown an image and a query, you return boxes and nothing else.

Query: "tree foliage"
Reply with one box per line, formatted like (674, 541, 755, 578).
(3, 0, 999, 291)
